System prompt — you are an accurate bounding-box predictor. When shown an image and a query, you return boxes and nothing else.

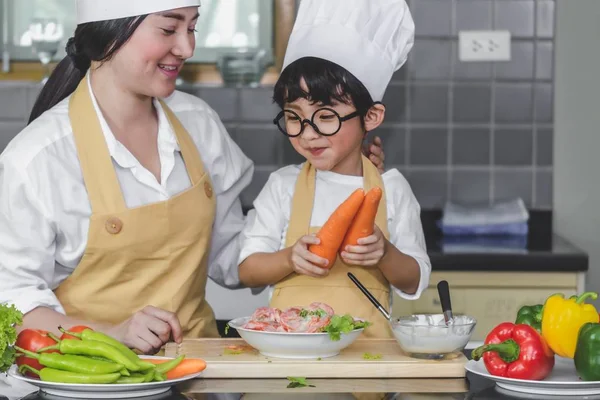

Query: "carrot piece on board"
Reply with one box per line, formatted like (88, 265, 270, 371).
(308, 188, 365, 268)
(340, 187, 383, 251)
(146, 358, 207, 380)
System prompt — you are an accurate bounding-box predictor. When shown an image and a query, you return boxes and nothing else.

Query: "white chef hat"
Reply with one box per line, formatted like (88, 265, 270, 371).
(76, 0, 201, 25)
(282, 0, 415, 102)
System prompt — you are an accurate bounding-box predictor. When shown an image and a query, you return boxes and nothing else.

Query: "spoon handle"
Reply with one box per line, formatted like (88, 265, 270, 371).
(437, 280, 453, 324)
(348, 272, 390, 320)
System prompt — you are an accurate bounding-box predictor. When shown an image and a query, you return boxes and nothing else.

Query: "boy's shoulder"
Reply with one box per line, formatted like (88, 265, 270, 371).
(381, 168, 416, 202)
(270, 163, 304, 181)
(261, 163, 305, 196)
(381, 168, 411, 188)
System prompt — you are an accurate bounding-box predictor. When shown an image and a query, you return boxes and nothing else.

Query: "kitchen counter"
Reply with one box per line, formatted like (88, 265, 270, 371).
(1, 350, 570, 400)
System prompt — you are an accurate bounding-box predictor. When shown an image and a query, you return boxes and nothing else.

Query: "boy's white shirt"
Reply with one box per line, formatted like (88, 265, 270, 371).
(239, 163, 432, 304)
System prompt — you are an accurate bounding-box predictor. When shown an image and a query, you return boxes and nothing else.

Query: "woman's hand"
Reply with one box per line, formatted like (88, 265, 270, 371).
(107, 305, 183, 355)
(287, 235, 330, 278)
(340, 225, 386, 267)
(363, 136, 385, 173)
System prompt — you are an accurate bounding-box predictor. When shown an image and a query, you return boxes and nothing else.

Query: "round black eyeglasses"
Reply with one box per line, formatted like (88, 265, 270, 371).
(273, 107, 360, 137)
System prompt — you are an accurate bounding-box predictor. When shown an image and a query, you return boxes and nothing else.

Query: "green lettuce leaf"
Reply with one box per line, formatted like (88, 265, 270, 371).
(323, 314, 371, 341)
(286, 376, 315, 388)
(0, 303, 23, 373)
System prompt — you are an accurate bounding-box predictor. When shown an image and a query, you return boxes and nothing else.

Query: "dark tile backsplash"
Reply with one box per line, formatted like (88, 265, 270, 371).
(494, 0, 535, 37)
(453, 85, 492, 122)
(409, 40, 453, 79)
(451, 170, 492, 204)
(452, 129, 491, 166)
(413, 0, 453, 37)
(409, 84, 449, 122)
(494, 169, 534, 205)
(494, 129, 534, 166)
(0, 0, 555, 211)
(455, 0, 493, 33)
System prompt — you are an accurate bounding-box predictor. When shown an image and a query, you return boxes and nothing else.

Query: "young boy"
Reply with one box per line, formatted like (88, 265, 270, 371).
(238, 0, 431, 338)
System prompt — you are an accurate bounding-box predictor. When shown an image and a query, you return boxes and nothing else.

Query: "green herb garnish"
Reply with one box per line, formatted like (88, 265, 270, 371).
(363, 353, 382, 360)
(286, 376, 315, 388)
(224, 324, 230, 335)
(299, 308, 328, 318)
(0, 303, 23, 373)
(223, 348, 243, 355)
(322, 314, 371, 341)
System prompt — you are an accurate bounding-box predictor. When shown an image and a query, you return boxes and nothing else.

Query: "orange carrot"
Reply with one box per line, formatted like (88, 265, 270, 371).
(340, 187, 383, 250)
(146, 358, 207, 379)
(308, 188, 365, 268)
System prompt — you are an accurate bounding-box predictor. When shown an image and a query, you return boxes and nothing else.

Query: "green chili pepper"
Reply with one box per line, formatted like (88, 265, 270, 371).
(115, 375, 146, 384)
(19, 365, 121, 384)
(85, 356, 130, 376)
(142, 369, 156, 382)
(153, 371, 166, 382)
(515, 304, 543, 333)
(14, 346, 124, 375)
(155, 355, 184, 374)
(115, 370, 154, 384)
(37, 339, 142, 372)
(59, 327, 155, 371)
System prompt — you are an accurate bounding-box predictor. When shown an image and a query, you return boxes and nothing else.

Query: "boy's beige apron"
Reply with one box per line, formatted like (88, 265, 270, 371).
(270, 155, 393, 338)
(54, 78, 219, 338)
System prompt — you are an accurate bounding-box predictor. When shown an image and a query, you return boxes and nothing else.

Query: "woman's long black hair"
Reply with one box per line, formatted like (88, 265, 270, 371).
(28, 15, 148, 124)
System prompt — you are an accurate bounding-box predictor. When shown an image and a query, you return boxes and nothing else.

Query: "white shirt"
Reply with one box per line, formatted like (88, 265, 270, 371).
(239, 164, 432, 301)
(0, 75, 254, 315)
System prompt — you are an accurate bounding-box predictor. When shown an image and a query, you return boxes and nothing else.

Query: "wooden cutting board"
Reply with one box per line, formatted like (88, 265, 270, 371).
(164, 339, 467, 379)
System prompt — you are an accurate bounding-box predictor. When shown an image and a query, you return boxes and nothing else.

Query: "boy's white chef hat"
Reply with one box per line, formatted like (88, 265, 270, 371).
(282, 0, 414, 102)
(76, 0, 201, 24)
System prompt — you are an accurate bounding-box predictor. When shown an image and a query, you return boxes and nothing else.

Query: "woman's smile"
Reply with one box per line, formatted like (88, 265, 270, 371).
(158, 63, 181, 79)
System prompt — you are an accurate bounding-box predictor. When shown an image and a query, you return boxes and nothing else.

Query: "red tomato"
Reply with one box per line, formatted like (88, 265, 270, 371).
(59, 325, 92, 341)
(15, 329, 59, 377)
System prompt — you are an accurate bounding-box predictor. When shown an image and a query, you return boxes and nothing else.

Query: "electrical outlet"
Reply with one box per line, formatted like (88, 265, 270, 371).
(458, 30, 511, 62)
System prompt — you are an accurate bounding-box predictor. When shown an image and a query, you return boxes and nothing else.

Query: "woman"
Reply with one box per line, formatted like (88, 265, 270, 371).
(0, 0, 385, 354)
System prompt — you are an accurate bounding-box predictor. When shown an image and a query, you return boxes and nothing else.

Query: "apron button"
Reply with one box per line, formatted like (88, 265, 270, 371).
(204, 181, 213, 198)
(105, 217, 123, 234)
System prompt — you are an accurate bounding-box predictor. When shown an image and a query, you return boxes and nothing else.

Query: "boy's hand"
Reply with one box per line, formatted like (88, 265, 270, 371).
(340, 225, 386, 267)
(288, 235, 330, 278)
(363, 136, 385, 173)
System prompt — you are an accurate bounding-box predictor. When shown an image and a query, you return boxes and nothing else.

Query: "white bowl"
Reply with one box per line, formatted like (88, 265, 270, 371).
(390, 314, 476, 359)
(6, 356, 203, 399)
(227, 316, 365, 359)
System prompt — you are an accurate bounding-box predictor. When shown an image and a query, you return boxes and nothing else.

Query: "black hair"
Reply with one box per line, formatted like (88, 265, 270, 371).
(273, 57, 375, 120)
(28, 15, 148, 124)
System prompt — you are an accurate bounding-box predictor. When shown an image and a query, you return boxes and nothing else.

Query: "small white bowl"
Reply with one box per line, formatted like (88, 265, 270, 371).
(227, 316, 365, 359)
(390, 314, 476, 359)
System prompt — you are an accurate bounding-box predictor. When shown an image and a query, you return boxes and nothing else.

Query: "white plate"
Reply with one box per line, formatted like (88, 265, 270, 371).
(228, 316, 364, 359)
(7, 356, 203, 399)
(466, 356, 600, 396)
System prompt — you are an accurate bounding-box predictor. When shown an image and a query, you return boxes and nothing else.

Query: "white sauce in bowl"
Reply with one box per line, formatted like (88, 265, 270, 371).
(390, 314, 476, 355)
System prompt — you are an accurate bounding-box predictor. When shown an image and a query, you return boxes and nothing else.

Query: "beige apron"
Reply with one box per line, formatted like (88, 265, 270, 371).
(54, 78, 219, 338)
(270, 155, 393, 338)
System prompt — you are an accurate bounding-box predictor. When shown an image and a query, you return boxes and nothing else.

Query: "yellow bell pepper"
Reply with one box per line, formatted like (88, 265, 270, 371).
(541, 292, 599, 358)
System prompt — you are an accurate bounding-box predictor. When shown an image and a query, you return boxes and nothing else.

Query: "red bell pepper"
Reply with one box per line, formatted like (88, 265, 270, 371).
(471, 322, 555, 380)
(15, 329, 59, 377)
